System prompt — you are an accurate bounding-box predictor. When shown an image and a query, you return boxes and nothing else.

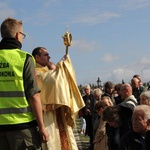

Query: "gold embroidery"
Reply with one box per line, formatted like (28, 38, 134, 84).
(56, 107, 70, 150)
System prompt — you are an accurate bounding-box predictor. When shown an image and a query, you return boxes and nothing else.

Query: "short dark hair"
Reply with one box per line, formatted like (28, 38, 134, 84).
(115, 83, 122, 91)
(133, 75, 141, 82)
(104, 81, 114, 92)
(32, 47, 46, 58)
(102, 106, 120, 123)
(94, 100, 108, 112)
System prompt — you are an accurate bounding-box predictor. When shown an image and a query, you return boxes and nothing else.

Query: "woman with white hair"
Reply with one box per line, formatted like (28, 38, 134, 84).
(140, 91, 150, 106)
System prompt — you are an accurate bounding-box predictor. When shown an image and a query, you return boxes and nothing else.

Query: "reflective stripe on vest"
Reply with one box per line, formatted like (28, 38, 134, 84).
(0, 49, 35, 125)
(0, 91, 25, 97)
(0, 106, 32, 114)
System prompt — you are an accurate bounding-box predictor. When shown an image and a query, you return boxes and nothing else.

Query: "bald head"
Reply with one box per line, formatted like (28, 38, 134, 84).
(131, 77, 140, 89)
(120, 83, 132, 100)
(121, 83, 132, 90)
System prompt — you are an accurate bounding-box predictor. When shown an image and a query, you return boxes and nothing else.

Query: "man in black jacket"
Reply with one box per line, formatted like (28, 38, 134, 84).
(102, 100, 135, 150)
(131, 77, 145, 104)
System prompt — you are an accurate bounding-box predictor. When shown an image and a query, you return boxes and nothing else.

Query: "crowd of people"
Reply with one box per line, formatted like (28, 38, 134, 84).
(0, 17, 150, 150)
(80, 75, 150, 150)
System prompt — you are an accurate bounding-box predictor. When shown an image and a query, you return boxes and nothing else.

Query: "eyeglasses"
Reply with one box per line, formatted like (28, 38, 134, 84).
(19, 32, 26, 39)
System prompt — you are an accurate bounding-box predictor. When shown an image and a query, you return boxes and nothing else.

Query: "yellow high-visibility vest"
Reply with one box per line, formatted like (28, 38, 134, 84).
(0, 49, 35, 125)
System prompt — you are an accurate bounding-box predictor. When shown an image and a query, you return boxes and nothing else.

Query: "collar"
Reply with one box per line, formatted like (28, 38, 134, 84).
(0, 38, 22, 49)
(125, 95, 136, 101)
(36, 63, 49, 71)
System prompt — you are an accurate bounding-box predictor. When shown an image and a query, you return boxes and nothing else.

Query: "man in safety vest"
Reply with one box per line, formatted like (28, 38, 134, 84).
(0, 18, 49, 150)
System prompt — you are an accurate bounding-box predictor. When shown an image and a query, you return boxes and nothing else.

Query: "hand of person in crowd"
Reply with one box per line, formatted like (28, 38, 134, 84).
(85, 108, 91, 115)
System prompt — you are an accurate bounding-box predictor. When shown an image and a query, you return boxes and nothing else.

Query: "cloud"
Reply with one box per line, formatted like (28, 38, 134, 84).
(103, 56, 150, 83)
(142, 69, 150, 82)
(0, 2, 15, 20)
(76, 55, 150, 85)
(140, 57, 150, 65)
(110, 68, 134, 83)
(43, 0, 58, 7)
(109, 67, 150, 84)
(72, 39, 100, 52)
(121, 0, 150, 10)
(71, 11, 121, 25)
(102, 53, 119, 62)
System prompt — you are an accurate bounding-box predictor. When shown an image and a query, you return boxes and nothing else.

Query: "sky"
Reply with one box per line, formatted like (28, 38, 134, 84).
(0, 0, 150, 86)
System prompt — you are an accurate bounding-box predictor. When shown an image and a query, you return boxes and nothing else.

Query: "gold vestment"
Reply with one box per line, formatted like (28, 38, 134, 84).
(35, 55, 85, 150)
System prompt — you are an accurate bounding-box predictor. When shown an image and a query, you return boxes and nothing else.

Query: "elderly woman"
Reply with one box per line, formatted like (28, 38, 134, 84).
(140, 91, 150, 106)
